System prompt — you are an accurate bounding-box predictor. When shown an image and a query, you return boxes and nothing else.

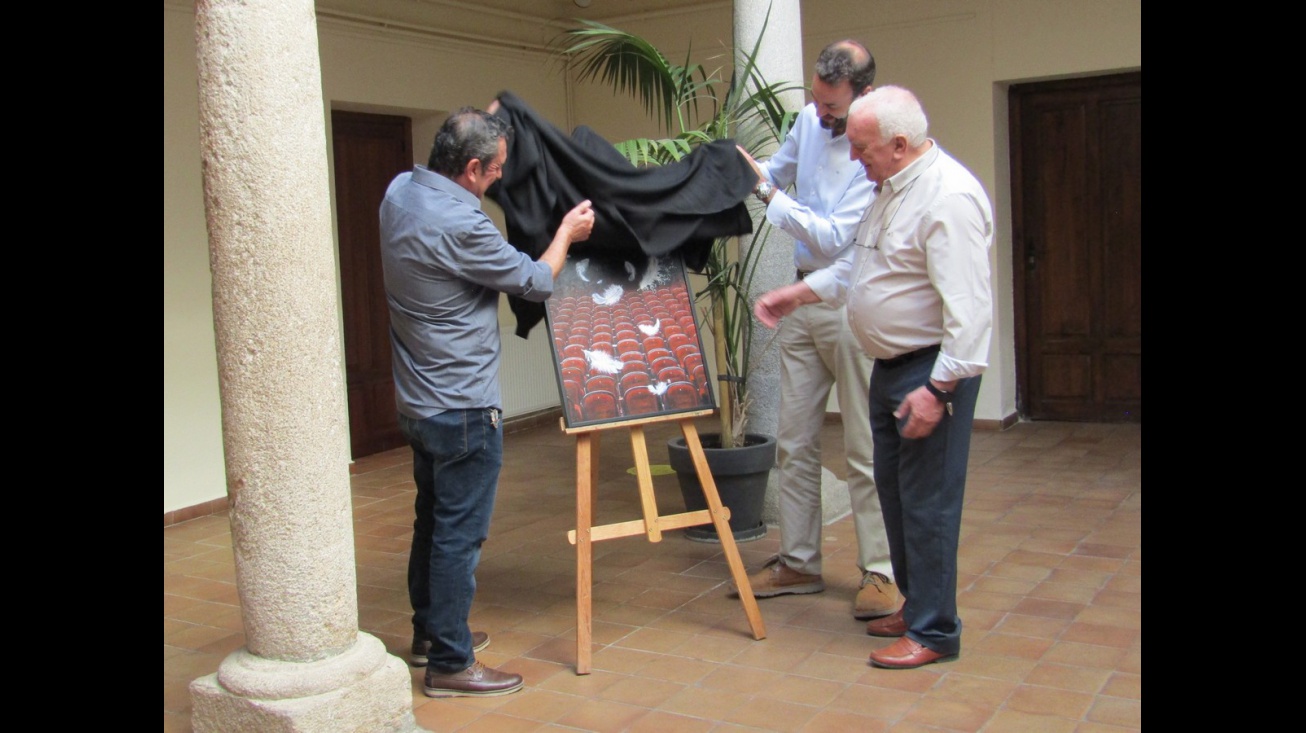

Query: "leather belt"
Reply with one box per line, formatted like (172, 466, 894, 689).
(877, 344, 941, 370)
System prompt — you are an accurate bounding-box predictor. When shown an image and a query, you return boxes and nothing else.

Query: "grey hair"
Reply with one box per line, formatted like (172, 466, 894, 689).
(851, 86, 928, 147)
(814, 40, 876, 95)
(427, 107, 512, 178)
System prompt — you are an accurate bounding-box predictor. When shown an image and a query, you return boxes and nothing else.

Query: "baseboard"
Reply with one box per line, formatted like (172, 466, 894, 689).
(828, 410, 1020, 431)
(164, 495, 229, 527)
(974, 412, 1021, 431)
(505, 406, 564, 434)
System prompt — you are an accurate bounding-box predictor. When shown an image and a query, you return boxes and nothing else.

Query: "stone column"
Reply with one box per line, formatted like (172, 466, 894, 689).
(188, 1, 420, 730)
(734, 0, 853, 526)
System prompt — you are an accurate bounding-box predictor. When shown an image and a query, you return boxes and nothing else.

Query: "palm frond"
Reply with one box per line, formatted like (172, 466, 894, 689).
(559, 20, 708, 133)
(612, 137, 694, 167)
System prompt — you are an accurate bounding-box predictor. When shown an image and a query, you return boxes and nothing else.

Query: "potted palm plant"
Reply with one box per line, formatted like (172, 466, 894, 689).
(558, 15, 797, 540)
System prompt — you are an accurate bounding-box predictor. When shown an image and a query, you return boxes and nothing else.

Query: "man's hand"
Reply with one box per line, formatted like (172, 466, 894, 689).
(486, 99, 501, 115)
(894, 386, 944, 439)
(736, 145, 767, 183)
(561, 200, 595, 243)
(540, 200, 595, 277)
(753, 282, 819, 328)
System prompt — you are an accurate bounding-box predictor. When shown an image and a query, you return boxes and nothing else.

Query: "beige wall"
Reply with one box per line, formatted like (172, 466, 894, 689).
(163, 0, 1141, 515)
(799, 0, 1141, 422)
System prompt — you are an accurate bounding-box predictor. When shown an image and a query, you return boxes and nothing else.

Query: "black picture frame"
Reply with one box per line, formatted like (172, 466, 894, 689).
(546, 251, 717, 429)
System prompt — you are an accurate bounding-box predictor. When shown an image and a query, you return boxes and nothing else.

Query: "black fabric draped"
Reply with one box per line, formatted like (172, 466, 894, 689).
(487, 91, 757, 337)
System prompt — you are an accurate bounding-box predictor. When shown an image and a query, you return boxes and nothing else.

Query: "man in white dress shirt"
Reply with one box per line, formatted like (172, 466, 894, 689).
(735, 40, 899, 621)
(754, 86, 994, 669)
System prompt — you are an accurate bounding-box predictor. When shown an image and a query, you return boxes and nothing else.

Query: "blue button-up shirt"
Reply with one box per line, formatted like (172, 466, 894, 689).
(380, 166, 555, 418)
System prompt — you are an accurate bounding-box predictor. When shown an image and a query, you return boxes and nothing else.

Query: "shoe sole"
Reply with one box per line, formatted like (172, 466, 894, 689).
(750, 584, 825, 598)
(410, 636, 491, 666)
(423, 681, 523, 698)
(865, 627, 906, 638)
(868, 653, 958, 669)
(853, 608, 899, 621)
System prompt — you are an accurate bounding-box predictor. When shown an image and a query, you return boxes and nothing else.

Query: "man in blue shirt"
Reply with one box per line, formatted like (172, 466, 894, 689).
(380, 107, 594, 697)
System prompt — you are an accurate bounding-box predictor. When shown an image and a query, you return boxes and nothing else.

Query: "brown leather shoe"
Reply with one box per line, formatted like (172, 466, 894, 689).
(865, 608, 907, 637)
(868, 637, 956, 669)
(731, 556, 824, 598)
(410, 631, 490, 666)
(423, 660, 523, 698)
(853, 571, 902, 619)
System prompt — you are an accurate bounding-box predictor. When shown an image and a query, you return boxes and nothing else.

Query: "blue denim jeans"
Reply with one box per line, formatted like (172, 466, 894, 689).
(400, 408, 503, 672)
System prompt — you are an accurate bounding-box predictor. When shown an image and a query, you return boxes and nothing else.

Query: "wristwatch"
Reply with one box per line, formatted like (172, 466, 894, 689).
(754, 180, 774, 204)
(924, 381, 954, 416)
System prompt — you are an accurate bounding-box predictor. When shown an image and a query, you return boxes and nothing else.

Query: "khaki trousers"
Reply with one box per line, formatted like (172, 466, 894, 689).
(775, 300, 892, 578)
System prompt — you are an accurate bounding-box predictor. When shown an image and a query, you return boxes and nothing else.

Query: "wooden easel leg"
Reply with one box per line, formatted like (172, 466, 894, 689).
(680, 421, 767, 641)
(575, 433, 594, 674)
(628, 426, 663, 542)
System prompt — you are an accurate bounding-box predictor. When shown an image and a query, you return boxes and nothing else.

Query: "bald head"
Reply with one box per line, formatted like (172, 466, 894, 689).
(846, 86, 932, 185)
(815, 40, 876, 96)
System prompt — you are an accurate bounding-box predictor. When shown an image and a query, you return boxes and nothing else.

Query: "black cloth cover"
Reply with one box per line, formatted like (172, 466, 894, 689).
(487, 91, 757, 337)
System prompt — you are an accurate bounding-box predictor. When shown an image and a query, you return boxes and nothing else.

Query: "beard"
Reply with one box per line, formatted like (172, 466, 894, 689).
(819, 115, 848, 137)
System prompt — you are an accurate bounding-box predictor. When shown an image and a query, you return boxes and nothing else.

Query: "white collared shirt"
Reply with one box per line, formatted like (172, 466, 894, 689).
(807, 142, 994, 383)
(760, 103, 877, 272)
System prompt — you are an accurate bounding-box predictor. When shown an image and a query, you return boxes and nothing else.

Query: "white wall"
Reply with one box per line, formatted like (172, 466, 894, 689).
(164, 6, 228, 513)
(164, 0, 1141, 515)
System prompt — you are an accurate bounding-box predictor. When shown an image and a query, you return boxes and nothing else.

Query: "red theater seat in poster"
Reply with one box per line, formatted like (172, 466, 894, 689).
(663, 382, 700, 410)
(582, 391, 618, 420)
(645, 347, 673, 364)
(622, 386, 660, 416)
(620, 360, 648, 376)
(585, 375, 617, 395)
(657, 366, 688, 384)
(620, 371, 651, 393)
(650, 356, 679, 375)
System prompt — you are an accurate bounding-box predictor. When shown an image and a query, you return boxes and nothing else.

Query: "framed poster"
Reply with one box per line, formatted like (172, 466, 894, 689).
(547, 251, 716, 429)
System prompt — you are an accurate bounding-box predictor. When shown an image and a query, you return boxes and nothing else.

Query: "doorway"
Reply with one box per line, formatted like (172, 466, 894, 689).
(331, 110, 413, 457)
(1010, 72, 1141, 422)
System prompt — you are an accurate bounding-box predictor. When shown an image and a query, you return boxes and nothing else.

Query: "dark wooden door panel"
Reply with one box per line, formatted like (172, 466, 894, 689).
(1011, 72, 1141, 422)
(332, 110, 412, 457)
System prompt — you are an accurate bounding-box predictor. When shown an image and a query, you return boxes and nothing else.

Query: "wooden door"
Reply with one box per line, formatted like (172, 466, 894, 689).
(332, 110, 412, 457)
(1010, 72, 1141, 422)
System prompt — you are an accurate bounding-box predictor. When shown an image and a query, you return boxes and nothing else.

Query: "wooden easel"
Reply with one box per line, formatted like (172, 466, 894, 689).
(564, 408, 767, 674)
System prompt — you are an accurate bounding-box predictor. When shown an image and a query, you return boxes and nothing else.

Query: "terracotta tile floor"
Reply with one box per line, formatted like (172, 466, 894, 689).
(164, 417, 1140, 732)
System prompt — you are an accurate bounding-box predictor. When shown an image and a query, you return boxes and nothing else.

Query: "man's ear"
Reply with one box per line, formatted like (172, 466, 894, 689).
(463, 158, 481, 180)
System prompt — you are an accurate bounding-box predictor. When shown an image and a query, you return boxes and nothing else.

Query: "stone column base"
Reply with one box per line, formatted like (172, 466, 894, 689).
(191, 632, 425, 732)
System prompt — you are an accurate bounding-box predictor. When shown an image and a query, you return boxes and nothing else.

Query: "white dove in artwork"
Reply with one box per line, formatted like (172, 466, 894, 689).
(576, 258, 591, 282)
(584, 349, 623, 375)
(638, 318, 661, 336)
(636, 256, 667, 290)
(591, 284, 623, 306)
(649, 381, 669, 396)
